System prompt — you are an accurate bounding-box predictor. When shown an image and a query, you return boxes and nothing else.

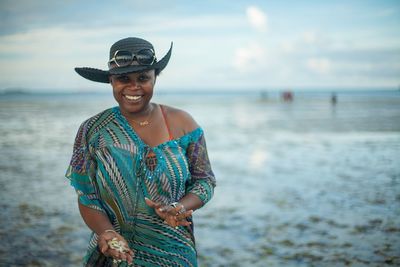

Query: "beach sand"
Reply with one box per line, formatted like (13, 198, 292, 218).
(0, 91, 399, 266)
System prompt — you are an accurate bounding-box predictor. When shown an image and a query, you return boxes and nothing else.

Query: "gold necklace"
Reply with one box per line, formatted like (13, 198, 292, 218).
(130, 104, 155, 126)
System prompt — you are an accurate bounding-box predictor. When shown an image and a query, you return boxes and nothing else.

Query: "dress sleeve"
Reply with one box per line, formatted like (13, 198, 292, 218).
(65, 121, 106, 213)
(185, 130, 216, 206)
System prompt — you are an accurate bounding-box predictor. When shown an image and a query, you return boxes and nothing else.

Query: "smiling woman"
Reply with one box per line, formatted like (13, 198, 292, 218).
(66, 37, 216, 267)
(110, 71, 156, 117)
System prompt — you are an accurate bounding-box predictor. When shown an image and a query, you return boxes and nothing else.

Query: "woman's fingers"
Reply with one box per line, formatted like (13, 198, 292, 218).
(126, 252, 133, 264)
(177, 219, 192, 226)
(144, 197, 156, 207)
(98, 230, 134, 263)
(163, 203, 186, 216)
(159, 204, 184, 215)
(119, 251, 127, 262)
(163, 211, 192, 228)
(103, 247, 133, 263)
(147, 198, 195, 228)
(145, 197, 163, 209)
(108, 249, 121, 260)
(176, 210, 193, 221)
(109, 250, 129, 261)
(164, 218, 190, 228)
(102, 249, 111, 257)
(160, 206, 195, 227)
(98, 238, 109, 254)
(160, 205, 174, 213)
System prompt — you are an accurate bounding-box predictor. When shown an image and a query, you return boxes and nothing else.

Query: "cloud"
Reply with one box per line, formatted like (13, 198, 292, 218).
(233, 43, 266, 72)
(306, 58, 332, 74)
(1, 1, 399, 90)
(281, 41, 295, 53)
(303, 31, 318, 44)
(0, 0, 179, 35)
(246, 6, 268, 32)
(0, 13, 250, 90)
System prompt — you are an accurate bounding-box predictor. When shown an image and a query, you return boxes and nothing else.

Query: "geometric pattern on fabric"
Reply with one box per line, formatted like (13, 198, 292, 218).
(65, 106, 216, 267)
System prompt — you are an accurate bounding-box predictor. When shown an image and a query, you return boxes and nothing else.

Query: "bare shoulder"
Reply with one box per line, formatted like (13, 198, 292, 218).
(160, 104, 199, 135)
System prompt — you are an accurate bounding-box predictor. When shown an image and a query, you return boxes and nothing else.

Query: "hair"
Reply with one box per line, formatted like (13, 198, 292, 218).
(109, 68, 160, 83)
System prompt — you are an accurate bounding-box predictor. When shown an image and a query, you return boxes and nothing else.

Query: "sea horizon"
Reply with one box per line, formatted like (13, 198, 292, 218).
(1, 86, 399, 99)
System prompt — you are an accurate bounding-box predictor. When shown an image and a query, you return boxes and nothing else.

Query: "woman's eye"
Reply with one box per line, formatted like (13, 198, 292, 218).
(115, 75, 130, 83)
(138, 74, 150, 82)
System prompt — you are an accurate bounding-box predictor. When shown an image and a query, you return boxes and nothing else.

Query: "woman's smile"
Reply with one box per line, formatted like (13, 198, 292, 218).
(123, 93, 143, 102)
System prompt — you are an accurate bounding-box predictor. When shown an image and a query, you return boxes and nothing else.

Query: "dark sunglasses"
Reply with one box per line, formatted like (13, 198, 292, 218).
(108, 49, 156, 68)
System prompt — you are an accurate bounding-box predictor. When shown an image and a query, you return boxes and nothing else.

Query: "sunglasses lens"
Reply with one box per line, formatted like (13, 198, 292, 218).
(114, 51, 134, 67)
(109, 49, 155, 68)
(136, 49, 155, 65)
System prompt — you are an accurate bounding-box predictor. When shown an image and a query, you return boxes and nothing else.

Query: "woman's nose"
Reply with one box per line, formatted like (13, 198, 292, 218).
(128, 79, 139, 89)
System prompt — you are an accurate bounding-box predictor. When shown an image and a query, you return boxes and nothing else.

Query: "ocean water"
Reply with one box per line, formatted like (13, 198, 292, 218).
(0, 90, 399, 266)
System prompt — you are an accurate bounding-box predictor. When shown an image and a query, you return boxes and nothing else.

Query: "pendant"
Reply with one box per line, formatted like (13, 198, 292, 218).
(139, 121, 149, 126)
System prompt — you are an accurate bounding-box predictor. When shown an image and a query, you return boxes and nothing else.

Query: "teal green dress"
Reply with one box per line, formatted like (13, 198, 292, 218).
(65, 106, 216, 267)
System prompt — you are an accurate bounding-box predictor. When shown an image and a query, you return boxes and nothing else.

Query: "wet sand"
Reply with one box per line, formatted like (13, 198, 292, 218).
(1, 91, 399, 266)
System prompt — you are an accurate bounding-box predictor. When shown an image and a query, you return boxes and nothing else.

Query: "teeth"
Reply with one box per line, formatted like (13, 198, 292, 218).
(125, 95, 142, 100)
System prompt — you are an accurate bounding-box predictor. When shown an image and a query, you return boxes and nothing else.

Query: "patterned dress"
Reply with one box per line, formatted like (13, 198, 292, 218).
(65, 106, 216, 267)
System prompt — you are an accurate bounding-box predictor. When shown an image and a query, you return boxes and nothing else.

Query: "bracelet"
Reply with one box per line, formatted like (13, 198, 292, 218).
(170, 202, 186, 214)
(102, 229, 118, 235)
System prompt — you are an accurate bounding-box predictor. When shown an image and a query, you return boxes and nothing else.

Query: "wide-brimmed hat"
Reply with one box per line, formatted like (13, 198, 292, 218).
(75, 37, 173, 83)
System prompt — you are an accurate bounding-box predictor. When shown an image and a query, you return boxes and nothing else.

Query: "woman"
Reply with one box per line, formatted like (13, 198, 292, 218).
(66, 37, 216, 267)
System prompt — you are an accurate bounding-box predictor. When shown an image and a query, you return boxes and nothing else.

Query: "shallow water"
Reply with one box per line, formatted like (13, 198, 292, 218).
(1, 91, 399, 266)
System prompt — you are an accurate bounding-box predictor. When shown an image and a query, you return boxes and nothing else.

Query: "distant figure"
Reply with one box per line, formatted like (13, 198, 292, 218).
(282, 91, 293, 102)
(331, 92, 337, 105)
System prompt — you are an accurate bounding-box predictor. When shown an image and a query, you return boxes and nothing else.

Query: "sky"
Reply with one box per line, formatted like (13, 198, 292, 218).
(0, 0, 399, 92)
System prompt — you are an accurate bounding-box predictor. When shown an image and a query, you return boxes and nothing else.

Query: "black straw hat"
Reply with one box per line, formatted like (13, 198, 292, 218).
(75, 37, 173, 83)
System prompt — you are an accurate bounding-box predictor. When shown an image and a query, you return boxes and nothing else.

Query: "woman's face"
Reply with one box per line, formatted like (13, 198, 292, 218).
(110, 70, 156, 115)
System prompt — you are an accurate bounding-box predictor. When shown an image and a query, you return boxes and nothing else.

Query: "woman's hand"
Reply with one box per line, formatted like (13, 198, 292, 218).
(97, 230, 134, 264)
(145, 198, 193, 228)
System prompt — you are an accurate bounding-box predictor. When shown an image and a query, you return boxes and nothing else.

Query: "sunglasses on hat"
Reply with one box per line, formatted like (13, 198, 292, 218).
(108, 49, 156, 68)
